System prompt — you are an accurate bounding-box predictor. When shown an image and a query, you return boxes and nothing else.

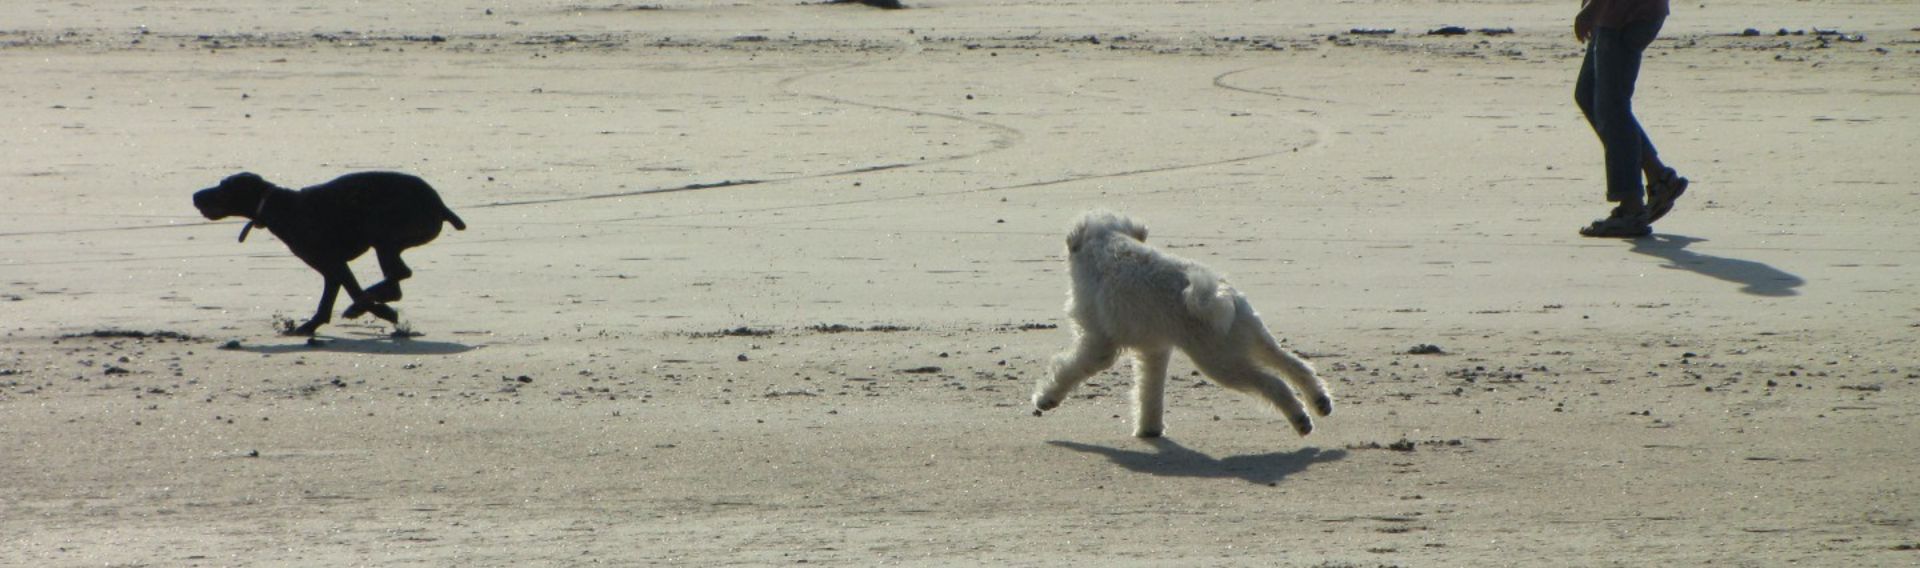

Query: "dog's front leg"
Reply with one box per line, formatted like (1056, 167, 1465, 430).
(289, 277, 341, 336)
(1131, 348, 1171, 438)
(1034, 333, 1117, 413)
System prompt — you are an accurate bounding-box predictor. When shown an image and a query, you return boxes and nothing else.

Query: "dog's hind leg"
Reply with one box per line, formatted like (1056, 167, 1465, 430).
(1131, 347, 1171, 438)
(362, 246, 413, 304)
(1188, 350, 1316, 436)
(1034, 332, 1118, 412)
(1246, 322, 1333, 417)
(332, 265, 400, 324)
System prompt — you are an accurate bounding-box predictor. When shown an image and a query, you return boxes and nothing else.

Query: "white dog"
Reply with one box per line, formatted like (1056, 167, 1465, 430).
(1032, 210, 1333, 438)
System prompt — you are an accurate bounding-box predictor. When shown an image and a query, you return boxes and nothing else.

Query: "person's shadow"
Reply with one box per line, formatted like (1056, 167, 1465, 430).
(1047, 438, 1346, 485)
(1629, 234, 1805, 297)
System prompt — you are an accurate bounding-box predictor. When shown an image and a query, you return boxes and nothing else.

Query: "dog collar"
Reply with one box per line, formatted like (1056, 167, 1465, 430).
(237, 192, 269, 243)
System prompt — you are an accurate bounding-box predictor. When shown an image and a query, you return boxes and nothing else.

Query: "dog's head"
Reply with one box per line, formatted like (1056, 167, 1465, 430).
(191, 172, 274, 220)
(1066, 209, 1148, 253)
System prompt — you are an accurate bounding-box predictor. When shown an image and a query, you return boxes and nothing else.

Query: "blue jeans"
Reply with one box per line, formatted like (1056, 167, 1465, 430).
(1575, 18, 1664, 205)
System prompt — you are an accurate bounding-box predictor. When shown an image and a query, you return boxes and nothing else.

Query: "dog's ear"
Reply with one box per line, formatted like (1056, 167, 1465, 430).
(1126, 221, 1147, 243)
(1066, 217, 1089, 253)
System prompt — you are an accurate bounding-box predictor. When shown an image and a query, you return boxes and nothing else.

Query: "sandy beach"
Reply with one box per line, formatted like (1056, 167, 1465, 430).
(4, 1, 1918, 565)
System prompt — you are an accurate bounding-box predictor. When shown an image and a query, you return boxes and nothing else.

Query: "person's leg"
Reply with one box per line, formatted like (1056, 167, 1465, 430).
(1574, 40, 1598, 133)
(1604, 19, 1686, 223)
(1582, 23, 1658, 224)
(1588, 19, 1664, 211)
(1640, 144, 1669, 181)
(1622, 21, 1672, 187)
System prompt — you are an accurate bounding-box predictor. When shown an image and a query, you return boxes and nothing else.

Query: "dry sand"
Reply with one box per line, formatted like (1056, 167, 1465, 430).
(4, 1, 1918, 566)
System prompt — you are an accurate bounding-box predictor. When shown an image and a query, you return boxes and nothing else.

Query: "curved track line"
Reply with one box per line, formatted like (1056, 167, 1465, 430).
(0, 221, 222, 238)
(464, 178, 769, 209)
(772, 45, 1027, 159)
(1210, 66, 1344, 106)
(590, 64, 1333, 223)
(469, 41, 1025, 211)
(3, 251, 284, 267)
(467, 62, 1339, 218)
(598, 145, 1313, 224)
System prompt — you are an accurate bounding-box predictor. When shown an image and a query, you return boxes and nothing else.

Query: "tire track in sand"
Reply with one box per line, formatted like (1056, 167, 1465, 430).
(583, 63, 1333, 223)
(464, 40, 1025, 211)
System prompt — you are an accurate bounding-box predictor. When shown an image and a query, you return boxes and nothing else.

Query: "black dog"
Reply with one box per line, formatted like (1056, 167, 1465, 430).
(193, 171, 466, 336)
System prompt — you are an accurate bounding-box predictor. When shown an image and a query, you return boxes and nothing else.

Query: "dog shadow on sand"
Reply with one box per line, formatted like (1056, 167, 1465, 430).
(1628, 234, 1805, 297)
(227, 331, 476, 356)
(1048, 438, 1347, 485)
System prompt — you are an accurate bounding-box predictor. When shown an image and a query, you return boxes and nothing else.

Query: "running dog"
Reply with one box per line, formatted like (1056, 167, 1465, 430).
(192, 171, 465, 336)
(1032, 210, 1332, 437)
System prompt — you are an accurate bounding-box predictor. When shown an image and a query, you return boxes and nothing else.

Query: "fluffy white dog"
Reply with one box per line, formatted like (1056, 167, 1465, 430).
(1032, 210, 1333, 438)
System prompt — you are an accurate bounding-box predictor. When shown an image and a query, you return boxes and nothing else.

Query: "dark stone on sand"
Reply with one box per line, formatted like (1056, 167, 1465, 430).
(807, 323, 915, 333)
(821, 0, 905, 8)
(64, 329, 198, 342)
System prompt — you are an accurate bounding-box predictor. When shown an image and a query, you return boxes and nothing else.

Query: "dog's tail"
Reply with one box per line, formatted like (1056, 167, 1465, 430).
(441, 205, 467, 231)
(1182, 270, 1238, 337)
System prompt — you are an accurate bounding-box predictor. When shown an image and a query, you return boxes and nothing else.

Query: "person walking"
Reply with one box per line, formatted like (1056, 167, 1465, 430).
(1573, 0, 1689, 237)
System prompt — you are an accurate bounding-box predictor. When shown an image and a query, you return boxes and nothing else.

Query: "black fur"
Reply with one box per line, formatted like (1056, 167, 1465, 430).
(193, 171, 466, 336)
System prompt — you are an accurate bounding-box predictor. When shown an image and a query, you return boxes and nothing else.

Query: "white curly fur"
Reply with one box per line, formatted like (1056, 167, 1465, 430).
(1033, 210, 1333, 437)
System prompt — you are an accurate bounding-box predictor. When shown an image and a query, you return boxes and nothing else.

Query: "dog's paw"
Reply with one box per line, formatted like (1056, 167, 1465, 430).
(1287, 413, 1315, 437)
(1033, 395, 1061, 411)
(367, 303, 400, 323)
(285, 321, 323, 337)
(365, 282, 402, 303)
(1313, 394, 1335, 417)
(345, 303, 401, 323)
(1133, 427, 1163, 438)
